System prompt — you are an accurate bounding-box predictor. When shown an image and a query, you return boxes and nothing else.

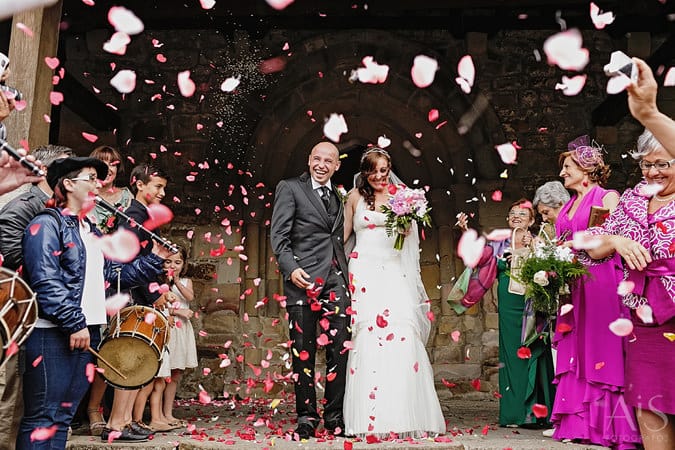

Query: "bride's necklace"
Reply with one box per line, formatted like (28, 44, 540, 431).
(653, 192, 675, 202)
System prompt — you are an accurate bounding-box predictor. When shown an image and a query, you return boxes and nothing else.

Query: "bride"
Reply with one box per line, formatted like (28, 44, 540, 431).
(343, 148, 445, 438)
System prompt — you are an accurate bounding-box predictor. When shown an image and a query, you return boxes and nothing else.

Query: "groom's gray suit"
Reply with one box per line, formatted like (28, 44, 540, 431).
(271, 170, 351, 434)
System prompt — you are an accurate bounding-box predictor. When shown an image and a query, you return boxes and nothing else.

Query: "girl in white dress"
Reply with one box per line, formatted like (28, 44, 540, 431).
(162, 246, 198, 426)
(343, 148, 445, 438)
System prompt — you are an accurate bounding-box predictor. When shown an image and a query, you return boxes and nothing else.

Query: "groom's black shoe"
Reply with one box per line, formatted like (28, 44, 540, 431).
(294, 423, 315, 440)
(324, 420, 346, 437)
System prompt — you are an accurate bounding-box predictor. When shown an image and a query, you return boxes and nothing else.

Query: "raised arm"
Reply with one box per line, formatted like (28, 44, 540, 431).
(627, 58, 675, 158)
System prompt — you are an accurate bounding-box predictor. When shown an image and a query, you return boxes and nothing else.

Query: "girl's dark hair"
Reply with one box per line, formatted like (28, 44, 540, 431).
(159, 245, 189, 284)
(356, 148, 391, 211)
(90, 145, 125, 182)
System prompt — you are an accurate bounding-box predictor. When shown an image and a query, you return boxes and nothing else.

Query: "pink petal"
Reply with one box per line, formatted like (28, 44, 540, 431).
(144, 312, 157, 325)
(29, 223, 41, 236)
(85, 362, 96, 383)
(607, 73, 632, 94)
(354, 56, 389, 84)
(376, 135, 391, 148)
(98, 228, 140, 262)
(455, 77, 472, 94)
(30, 426, 58, 442)
(44, 56, 59, 70)
(102, 31, 130, 55)
(49, 91, 64, 106)
(316, 334, 329, 346)
(82, 132, 98, 143)
(428, 109, 439, 122)
(265, 0, 294, 10)
(451, 330, 461, 342)
(109, 69, 136, 94)
(220, 76, 240, 92)
(638, 183, 664, 198)
(636, 304, 654, 324)
(485, 228, 511, 241)
(258, 56, 287, 74)
(323, 113, 348, 143)
(411, 55, 438, 88)
(16, 23, 34, 37)
(177, 70, 196, 97)
(199, 0, 216, 9)
(199, 389, 212, 404)
(105, 293, 130, 316)
(555, 74, 587, 96)
(456, 55, 475, 93)
(13, 100, 27, 111)
(571, 231, 602, 250)
(590, 2, 615, 30)
(457, 229, 486, 268)
(143, 203, 174, 230)
(491, 190, 503, 202)
(532, 404, 548, 418)
(609, 318, 634, 337)
(664, 67, 675, 87)
(495, 142, 518, 164)
(108, 6, 144, 35)
(560, 304, 574, 315)
(82, 0, 95, 5)
(617, 280, 635, 296)
(543, 29, 589, 71)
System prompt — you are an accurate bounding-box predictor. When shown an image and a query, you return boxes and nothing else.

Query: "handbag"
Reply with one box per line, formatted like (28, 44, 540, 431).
(507, 227, 530, 295)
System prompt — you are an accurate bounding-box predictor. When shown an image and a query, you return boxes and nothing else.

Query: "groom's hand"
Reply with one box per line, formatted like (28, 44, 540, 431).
(290, 268, 312, 289)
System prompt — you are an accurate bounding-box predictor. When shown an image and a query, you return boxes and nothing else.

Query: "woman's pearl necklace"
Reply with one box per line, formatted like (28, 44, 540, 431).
(653, 192, 675, 202)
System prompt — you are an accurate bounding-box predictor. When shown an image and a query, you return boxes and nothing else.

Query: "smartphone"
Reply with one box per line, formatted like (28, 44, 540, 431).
(604, 51, 637, 82)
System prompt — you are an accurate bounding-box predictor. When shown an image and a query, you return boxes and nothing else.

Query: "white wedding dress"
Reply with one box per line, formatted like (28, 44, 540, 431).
(343, 198, 445, 438)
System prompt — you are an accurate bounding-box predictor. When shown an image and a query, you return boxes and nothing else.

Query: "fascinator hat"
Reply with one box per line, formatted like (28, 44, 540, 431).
(567, 135, 605, 170)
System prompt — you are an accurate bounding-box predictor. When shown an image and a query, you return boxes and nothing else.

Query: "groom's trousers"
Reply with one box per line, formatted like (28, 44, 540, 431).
(287, 265, 351, 428)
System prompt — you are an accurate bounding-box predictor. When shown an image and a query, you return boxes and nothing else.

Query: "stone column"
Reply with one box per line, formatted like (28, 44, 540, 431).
(6, 0, 63, 146)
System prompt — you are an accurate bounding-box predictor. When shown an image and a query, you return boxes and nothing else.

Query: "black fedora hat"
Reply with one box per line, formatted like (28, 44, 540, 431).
(47, 156, 108, 190)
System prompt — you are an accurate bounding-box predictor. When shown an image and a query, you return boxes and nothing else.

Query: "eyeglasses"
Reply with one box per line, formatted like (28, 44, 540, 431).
(508, 211, 530, 218)
(68, 173, 98, 183)
(638, 159, 675, 171)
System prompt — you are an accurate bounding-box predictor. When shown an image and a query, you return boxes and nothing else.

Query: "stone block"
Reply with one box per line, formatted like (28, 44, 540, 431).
(438, 315, 462, 334)
(481, 329, 499, 347)
(421, 264, 440, 300)
(215, 258, 241, 284)
(484, 312, 499, 330)
(434, 363, 482, 381)
(466, 32, 488, 56)
(433, 344, 464, 364)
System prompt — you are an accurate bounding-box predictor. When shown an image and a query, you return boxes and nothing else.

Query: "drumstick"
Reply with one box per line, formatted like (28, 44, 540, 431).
(87, 346, 128, 380)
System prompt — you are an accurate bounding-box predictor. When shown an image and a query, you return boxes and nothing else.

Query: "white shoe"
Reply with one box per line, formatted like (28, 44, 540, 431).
(542, 428, 555, 437)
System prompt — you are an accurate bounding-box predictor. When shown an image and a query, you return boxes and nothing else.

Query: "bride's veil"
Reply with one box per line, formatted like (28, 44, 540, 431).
(347, 170, 432, 343)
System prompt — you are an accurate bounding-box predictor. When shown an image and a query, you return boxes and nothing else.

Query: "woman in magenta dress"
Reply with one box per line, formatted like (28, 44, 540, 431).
(552, 136, 640, 449)
(587, 129, 675, 450)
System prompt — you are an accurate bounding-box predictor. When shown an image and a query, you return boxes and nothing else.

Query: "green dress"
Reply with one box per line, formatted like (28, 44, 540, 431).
(497, 257, 555, 426)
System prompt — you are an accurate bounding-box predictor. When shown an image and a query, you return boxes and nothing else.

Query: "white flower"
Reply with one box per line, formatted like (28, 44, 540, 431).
(554, 245, 574, 262)
(533, 270, 549, 286)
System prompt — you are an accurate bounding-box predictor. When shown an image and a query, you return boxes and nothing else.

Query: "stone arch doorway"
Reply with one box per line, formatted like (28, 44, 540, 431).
(251, 29, 508, 227)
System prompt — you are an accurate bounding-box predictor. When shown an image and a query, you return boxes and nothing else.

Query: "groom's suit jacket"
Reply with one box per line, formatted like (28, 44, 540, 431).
(270, 172, 350, 305)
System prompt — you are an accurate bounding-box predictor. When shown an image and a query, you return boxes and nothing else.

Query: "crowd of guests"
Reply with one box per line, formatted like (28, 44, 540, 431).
(0, 41, 672, 450)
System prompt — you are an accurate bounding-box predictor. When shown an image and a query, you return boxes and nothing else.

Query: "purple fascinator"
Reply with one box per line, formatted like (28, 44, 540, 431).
(567, 135, 604, 169)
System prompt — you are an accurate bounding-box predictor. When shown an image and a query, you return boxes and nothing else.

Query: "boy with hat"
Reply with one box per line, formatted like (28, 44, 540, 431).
(17, 157, 171, 449)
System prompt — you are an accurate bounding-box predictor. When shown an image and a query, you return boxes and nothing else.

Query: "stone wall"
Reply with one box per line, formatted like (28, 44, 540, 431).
(58, 27, 673, 399)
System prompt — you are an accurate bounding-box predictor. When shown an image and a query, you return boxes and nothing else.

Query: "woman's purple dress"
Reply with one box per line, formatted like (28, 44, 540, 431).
(588, 181, 675, 417)
(552, 186, 640, 449)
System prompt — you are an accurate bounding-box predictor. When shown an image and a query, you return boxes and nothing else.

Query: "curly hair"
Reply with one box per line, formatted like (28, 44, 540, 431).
(558, 151, 611, 186)
(355, 148, 391, 211)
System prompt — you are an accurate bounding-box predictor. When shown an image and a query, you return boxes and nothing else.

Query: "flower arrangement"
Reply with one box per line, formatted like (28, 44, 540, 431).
(335, 184, 348, 203)
(380, 184, 432, 250)
(514, 239, 587, 315)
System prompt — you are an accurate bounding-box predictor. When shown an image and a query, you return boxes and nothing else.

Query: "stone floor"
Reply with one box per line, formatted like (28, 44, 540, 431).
(66, 393, 608, 450)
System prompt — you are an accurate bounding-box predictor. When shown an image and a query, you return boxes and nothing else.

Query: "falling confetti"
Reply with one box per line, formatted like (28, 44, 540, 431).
(410, 55, 438, 88)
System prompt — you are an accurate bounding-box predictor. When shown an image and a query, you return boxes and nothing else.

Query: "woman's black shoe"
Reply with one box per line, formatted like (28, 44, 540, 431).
(100, 426, 149, 442)
(324, 420, 346, 437)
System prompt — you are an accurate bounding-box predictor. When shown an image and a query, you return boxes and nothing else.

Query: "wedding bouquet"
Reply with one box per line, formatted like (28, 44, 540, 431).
(380, 184, 431, 250)
(515, 239, 587, 315)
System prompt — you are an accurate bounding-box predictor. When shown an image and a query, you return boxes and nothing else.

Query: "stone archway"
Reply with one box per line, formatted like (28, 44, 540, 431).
(250, 29, 507, 228)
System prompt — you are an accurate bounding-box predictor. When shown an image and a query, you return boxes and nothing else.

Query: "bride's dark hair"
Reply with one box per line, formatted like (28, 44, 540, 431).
(356, 148, 391, 211)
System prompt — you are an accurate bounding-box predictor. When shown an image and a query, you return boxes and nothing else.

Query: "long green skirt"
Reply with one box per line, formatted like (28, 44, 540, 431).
(497, 259, 555, 426)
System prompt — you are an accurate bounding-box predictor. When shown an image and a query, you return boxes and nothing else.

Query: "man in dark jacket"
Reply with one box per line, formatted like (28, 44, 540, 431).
(0, 145, 71, 450)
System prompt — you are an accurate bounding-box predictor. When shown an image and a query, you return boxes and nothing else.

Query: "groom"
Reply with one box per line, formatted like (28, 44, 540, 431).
(271, 141, 351, 440)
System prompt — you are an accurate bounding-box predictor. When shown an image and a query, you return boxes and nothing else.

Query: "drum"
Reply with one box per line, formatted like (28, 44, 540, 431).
(0, 267, 37, 367)
(97, 305, 170, 389)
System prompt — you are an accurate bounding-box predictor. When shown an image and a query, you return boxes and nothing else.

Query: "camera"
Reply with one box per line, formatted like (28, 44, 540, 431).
(0, 84, 22, 101)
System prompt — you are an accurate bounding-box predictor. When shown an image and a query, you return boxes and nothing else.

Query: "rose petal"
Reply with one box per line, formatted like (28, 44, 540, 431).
(49, 91, 64, 106)
(543, 29, 589, 71)
(517, 346, 532, 359)
(103, 31, 130, 55)
(609, 318, 633, 337)
(143, 203, 174, 230)
(617, 280, 635, 296)
(265, 0, 294, 10)
(104, 293, 130, 316)
(411, 55, 438, 88)
(82, 132, 98, 143)
(354, 56, 389, 84)
(109, 69, 136, 94)
(560, 304, 574, 316)
(532, 403, 548, 418)
(98, 229, 140, 262)
(451, 330, 460, 342)
(485, 228, 511, 241)
(456, 55, 475, 93)
(457, 229, 486, 268)
(323, 113, 348, 143)
(377, 135, 391, 148)
(664, 67, 675, 87)
(590, 2, 615, 30)
(636, 304, 654, 324)
(108, 6, 144, 35)
(495, 142, 518, 164)
(220, 76, 240, 92)
(199, 0, 216, 9)
(30, 426, 58, 442)
(555, 74, 587, 96)
(44, 56, 59, 70)
(177, 70, 196, 97)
